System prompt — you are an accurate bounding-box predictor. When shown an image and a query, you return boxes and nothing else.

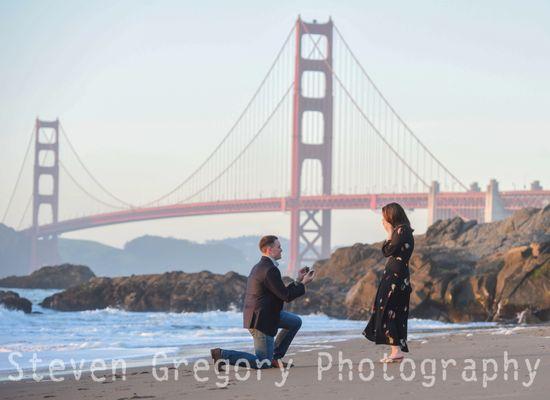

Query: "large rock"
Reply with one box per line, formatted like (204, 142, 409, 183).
(0, 264, 95, 289)
(37, 206, 550, 323)
(40, 271, 248, 312)
(0, 290, 32, 313)
(423, 206, 549, 257)
(491, 242, 550, 322)
(313, 206, 550, 323)
(284, 276, 347, 318)
(40, 266, 346, 317)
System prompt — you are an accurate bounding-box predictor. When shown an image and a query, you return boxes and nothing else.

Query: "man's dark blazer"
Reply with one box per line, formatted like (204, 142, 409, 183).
(243, 256, 305, 337)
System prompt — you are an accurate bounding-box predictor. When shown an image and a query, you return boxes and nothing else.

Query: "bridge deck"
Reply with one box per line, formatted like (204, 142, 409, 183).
(27, 191, 550, 237)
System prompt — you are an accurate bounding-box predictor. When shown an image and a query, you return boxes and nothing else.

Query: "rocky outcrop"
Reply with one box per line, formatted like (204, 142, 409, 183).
(284, 276, 348, 318)
(0, 290, 32, 313)
(40, 265, 349, 317)
(40, 271, 248, 312)
(490, 242, 550, 322)
(37, 206, 550, 323)
(0, 264, 95, 289)
(315, 205, 550, 323)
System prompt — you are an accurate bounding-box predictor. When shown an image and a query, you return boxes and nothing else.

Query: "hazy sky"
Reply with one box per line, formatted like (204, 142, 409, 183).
(1, 1, 549, 249)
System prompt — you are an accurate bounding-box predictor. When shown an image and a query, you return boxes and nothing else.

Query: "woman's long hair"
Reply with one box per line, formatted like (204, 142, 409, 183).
(382, 202, 411, 228)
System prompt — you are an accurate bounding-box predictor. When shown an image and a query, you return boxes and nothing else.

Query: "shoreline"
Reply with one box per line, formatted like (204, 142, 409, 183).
(0, 321, 512, 382)
(1, 323, 548, 399)
(0, 330, 363, 382)
(0, 321, 526, 383)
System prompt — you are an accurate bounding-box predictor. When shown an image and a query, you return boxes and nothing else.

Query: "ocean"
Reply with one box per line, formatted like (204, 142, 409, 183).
(0, 288, 501, 380)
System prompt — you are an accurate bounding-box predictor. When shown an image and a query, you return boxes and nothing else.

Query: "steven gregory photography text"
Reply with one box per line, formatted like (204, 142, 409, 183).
(7, 350, 541, 389)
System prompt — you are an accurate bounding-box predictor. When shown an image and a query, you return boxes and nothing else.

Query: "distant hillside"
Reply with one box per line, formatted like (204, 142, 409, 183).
(59, 235, 296, 276)
(0, 224, 30, 277)
(206, 236, 292, 270)
(58, 235, 250, 276)
(0, 228, 295, 278)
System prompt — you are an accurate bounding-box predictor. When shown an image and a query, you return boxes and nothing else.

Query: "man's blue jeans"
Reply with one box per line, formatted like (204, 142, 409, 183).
(220, 311, 302, 369)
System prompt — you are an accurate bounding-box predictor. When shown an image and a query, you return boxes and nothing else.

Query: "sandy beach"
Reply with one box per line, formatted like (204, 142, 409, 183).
(1, 324, 548, 400)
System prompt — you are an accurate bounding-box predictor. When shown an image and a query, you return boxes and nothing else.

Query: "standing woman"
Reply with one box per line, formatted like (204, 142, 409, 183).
(363, 202, 414, 363)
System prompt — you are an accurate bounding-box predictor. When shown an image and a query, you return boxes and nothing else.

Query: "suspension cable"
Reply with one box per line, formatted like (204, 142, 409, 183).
(139, 24, 297, 207)
(180, 83, 294, 203)
(333, 24, 468, 191)
(59, 160, 126, 210)
(301, 22, 430, 189)
(179, 33, 325, 203)
(59, 123, 135, 208)
(2, 125, 34, 223)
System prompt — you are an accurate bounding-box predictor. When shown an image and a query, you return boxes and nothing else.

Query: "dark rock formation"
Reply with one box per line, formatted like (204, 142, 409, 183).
(40, 265, 347, 317)
(315, 205, 550, 323)
(38, 206, 550, 324)
(0, 290, 32, 313)
(284, 276, 348, 318)
(0, 264, 95, 289)
(40, 271, 247, 312)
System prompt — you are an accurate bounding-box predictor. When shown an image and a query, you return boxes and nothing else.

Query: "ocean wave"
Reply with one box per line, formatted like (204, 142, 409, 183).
(0, 341, 104, 353)
(0, 288, 506, 378)
(0, 306, 32, 319)
(408, 318, 497, 330)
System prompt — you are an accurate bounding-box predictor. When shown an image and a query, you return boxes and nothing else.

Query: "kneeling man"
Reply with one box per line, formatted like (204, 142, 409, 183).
(211, 235, 315, 369)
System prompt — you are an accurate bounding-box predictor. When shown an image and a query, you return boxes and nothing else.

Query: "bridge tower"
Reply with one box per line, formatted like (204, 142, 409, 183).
(30, 118, 61, 271)
(288, 18, 334, 275)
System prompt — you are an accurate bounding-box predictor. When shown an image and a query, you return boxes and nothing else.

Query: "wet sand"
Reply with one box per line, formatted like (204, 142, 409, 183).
(1, 324, 549, 400)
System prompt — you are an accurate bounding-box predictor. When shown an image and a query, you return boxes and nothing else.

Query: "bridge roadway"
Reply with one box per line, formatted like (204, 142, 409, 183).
(28, 190, 549, 237)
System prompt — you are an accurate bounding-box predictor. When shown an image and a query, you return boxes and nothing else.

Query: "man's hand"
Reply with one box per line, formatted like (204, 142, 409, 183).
(296, 267, 309, 283)
(301, 270, 315, 285)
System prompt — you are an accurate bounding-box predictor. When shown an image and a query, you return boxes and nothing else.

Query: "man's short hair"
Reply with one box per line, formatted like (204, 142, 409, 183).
(259, 235, 278, 252)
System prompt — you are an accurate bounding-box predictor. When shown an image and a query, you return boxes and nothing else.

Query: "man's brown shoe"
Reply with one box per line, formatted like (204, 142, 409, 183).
(271, 359, 294, 368)
(210, 348, 226, 371)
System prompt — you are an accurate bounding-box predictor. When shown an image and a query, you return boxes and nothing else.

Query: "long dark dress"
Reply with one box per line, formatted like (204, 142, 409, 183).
(362, 223, 414, 352)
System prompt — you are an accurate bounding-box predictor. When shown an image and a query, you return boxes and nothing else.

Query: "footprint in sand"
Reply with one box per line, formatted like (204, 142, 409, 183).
(117, 395, 156, 400)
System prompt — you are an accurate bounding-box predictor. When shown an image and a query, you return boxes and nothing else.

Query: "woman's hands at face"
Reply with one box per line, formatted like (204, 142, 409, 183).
(382, 218, 393, 237)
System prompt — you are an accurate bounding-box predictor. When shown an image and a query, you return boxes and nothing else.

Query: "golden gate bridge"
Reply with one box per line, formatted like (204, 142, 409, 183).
(3, 17, 549, 275)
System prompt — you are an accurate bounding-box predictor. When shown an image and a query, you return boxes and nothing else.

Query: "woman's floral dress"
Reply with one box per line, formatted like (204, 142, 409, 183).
(362, 223, 414, 352)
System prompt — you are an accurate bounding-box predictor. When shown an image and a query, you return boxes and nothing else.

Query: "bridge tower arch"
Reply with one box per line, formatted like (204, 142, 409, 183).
(288, 18, 334, 275)
(30, 118, 61, 271)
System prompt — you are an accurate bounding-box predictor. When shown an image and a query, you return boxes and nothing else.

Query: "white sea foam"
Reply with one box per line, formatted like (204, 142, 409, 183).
(0, 288, 501, 378)
(490, 326, 525, 335)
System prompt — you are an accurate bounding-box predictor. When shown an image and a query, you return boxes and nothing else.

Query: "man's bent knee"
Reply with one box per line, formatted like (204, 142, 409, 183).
(292, 315, 302, 330)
